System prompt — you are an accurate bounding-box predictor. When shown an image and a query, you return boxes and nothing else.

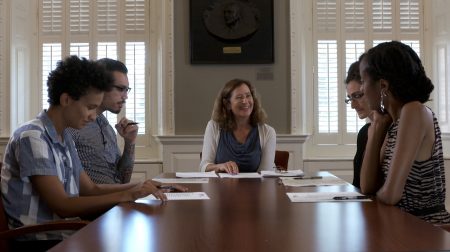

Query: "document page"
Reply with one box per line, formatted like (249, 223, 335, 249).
(138, 192, 210, 201)
(218, 173, 262, 178)
(152, 178, 209, 184)
(175, 171, 218, 178)
(261, 169, 304, 177)
(280, 176, 348, 187)
(287, 191, 371, 202)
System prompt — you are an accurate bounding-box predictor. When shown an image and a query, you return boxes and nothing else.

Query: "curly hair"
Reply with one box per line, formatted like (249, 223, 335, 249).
(212, 79, 267, 131)
(345, 61, 361, 85)
(360, 41, 433, 103)
(47, 56, 113, 106)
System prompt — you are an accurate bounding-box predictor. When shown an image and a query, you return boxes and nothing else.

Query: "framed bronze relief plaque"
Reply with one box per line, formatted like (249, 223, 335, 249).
(189, 0, 274, 64)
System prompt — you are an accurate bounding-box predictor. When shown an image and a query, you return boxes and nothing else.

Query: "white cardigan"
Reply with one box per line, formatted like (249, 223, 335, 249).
(199, 120, 276, 172)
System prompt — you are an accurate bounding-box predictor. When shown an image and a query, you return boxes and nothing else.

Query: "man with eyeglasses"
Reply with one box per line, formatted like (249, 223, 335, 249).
(345, 61, 371, 189)
(68, 58, 138, 184)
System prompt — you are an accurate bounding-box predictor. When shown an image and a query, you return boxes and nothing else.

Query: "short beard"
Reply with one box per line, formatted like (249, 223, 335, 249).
(108, 108, 121, 114)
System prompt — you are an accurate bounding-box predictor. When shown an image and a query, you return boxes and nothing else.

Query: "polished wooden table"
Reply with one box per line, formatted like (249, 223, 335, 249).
(50, 173, 450, 252)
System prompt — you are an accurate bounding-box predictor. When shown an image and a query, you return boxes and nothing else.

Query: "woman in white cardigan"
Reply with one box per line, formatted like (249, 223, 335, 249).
(200, 79, 276, 174)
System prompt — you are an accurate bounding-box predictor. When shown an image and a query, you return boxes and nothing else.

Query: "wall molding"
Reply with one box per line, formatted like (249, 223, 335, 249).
(152, 0, 175, 136)
(0, 0, 9, 137)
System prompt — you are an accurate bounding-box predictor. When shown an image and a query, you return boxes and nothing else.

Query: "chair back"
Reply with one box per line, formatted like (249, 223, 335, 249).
(274, 150, 289, 171)
(0, 162, 6, 231)
(0, 196, 9, 251)
(0, 162, 9, 251)
(0, 196, 8, 233)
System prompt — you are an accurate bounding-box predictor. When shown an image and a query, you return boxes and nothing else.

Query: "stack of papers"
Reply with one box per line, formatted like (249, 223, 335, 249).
(260, 169, 304, 177)
(217, 172, 262, 178)
(152, 178, 209, 184)
(175, 171, 218, 178)
(287, 191, 371, 202)
(280, 176, 348, 187)
(138, 192, 210, 201)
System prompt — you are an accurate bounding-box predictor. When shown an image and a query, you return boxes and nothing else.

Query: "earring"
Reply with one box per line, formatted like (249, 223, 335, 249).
(380, 90, 386, 113)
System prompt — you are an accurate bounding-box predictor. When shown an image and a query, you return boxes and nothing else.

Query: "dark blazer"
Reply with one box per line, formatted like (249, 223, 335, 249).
(353, 123, 370, 189)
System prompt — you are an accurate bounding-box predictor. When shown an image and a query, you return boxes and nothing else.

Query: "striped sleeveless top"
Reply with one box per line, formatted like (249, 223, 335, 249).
(381, 112, 450, 224)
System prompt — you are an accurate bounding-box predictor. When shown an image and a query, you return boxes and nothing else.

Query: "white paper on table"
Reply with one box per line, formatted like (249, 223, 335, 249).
(175, 171, 218, 178)
(280, 176, 349, 187)
(138, 192, 210, 201)
(152, 178, 209, 184)
(218, 172, 262, 178)
(287, 191, 371, 203)
(261, 169, 304, 177)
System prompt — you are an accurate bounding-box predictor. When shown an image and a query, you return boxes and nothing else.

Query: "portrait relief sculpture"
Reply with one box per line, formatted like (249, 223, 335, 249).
(203, 0, 260, 40)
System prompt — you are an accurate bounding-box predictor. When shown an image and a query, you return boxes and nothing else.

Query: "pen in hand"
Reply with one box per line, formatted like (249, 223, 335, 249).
(157, 185, 175, 192)
(293, 176, 322, 180)
(333, 195, 370, 200)
(123, 122, 139, 129)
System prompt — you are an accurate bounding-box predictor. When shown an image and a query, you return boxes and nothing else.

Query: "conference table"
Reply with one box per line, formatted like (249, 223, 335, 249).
(50, 172, 450, 252)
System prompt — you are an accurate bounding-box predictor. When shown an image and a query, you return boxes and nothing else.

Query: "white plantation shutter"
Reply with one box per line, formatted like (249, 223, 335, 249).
(0, 0, 4, 121)
(125, 42, 146, 134)
(437, 46, 448, 127)
(399, 0, 419, 32)
(70, 42, 89, 58)
(373, 40, 389, 46)
(69, 0, 90, 34)
(97, 42, 117, 59)
(343, 3, 366, 135)
(345, 40, 366, 133)
(41, 0, 63, 35)
(401, 40, 420, 56)
(317, 40, 338, 133)
(40, 1, 63, 110)
(344, 0, 365, 32)
(313, 0, 423, 145)
(123, 0, 147, 134)
(39, 0, 148, 136)
(125, 0, 145, 33)
(314, 1, 339, 138)
(344, 41, 365, 71)
(98, 42, 118, 126)
(373, 39, 420, 55)
(42, 43, 62, 110)
(97, 0, 118, 34)
(316, 0, 337, 34)
(372, 0, 393, 32)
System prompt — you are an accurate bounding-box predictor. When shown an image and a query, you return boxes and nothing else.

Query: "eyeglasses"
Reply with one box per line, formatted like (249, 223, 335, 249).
(113, 85, 132, 94)
(345, 91, 364, 104)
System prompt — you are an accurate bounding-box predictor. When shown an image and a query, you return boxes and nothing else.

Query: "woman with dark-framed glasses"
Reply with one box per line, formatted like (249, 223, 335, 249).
(345, 61, 371, 189)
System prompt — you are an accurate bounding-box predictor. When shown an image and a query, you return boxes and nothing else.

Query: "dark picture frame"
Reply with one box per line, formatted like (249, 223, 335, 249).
(189, 0, 274, 64)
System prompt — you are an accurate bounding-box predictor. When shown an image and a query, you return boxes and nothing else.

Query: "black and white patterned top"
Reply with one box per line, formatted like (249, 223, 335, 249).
(381, 111, 450, 224)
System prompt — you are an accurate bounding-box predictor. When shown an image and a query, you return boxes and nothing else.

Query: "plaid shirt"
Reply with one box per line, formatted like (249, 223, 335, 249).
(68, 114, 131, 184)
(1, 110, 82, 240)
